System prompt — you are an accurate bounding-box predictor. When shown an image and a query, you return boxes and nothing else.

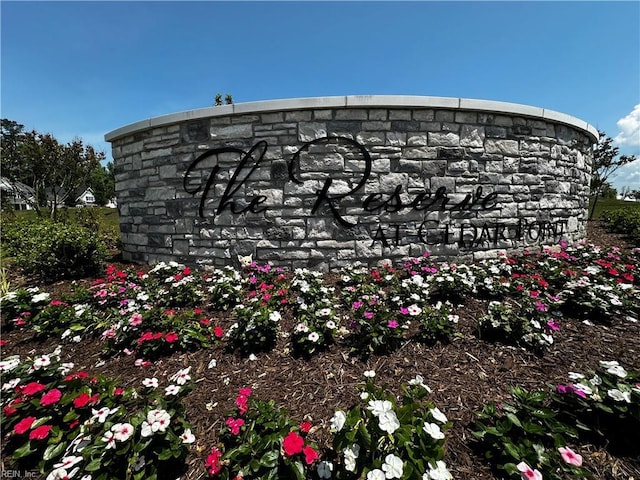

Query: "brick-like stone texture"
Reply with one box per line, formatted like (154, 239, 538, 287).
(110, 107, 593, 270)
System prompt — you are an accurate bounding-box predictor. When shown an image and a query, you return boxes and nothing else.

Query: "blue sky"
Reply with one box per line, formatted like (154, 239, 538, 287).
(2, 1, 639, 190)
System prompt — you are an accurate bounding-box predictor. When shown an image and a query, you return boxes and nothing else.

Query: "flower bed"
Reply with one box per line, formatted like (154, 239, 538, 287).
(1, 241, 639, 479)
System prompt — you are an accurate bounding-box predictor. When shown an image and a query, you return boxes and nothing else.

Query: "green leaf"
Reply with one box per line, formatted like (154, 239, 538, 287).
(504, 442, 520, 460)
(13, 442, 35, 459)
(506, 413, 522, 428)
(43, 441, 67, 461)
(157, 449, 173, 461)
(85, 458, 102, 472)
(260, 450, 279, 468)
(290, 460, 305, 480)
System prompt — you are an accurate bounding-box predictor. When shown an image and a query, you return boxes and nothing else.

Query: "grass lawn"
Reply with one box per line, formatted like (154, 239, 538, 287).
(589, 197, 640, 219)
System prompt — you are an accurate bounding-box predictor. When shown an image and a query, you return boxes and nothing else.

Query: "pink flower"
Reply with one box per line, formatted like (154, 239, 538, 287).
(364, 312, 374, 319)
(21, 382, 47, 396)
(213, 326, 224, 338)
(399, 307, 409, 315)
(558, 446, 582, 466)
(529, 290, 540, 298)
(164, 332, 179, 343)
(40, 388, 62, 406)
(516, 461, 542, 480)
(282, 431, 304, 457)
(352, 301, 363, 310)
(534, 301, 548, 312)
(225, 417, 245, 435)
(29, 424, 53, 440)
(206, 447, 223, 475)
(14, 416, 36, 434)
(387, 319, 399, 329)
(129, 313, 143, 326)
(303, 445, 318, 464)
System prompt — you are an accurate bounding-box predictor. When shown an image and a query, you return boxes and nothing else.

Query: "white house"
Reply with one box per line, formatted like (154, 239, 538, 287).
(0, 177, 35, 210)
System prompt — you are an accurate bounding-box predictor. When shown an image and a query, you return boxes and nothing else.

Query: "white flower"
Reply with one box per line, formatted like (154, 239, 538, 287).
(407, 304, 422, 316)
(381, 453, 404, 478)
(573, 383, 593, 395)
(599, 360, 620, 369)
(378, 411, 400, 434)
(32, 292, 51, 303)
(343, 444, 360, 472)
(423, 422, 445, 440)
(269, 311, 282, 322)
(408, 375, 431, 392)
(208, 359, 217, 369)
(317, 460, 334, 479)
(59, 362, 74, 375)
(180, 428, 195, 444)
(430, 407, 448, 424)
(111, 423, 134, 442)
(367, 469, 386, 480)
(2, 378, 20, 391)
(0, 356, 20, 372)
(141, 409, 171, 437)
(364, 370, 376, 378)
(53, 455, 83, 470)
(132, 455, 146, 472)
(249, 353, 258, 361)
(295, 323, 309, 333)
(170, 367, 192, 385)
(165, 385, 181, 395)
(360, 392, 370, 400)
(308, 332, 320, 342)
(607, 365, 628, 378)
(326, 320, 337, 329)
(590, 374, 602, 385)
(92, 406, 119, 423)
(317, 308, 331, 317)
(367, 399, 393, 417)
(47, 467, 79, 480)
(33, 354, 51, 369)
(425, 460, 452, 480)
(101, 430, 116, 449)
(142, 377, 159, 388)
(330, 410, 346, 432)
(568, 372, 585, 381)
(608, 388, 632, 403)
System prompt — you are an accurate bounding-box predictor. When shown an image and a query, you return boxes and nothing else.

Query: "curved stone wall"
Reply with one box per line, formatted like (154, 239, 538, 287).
(105, 96, 597, 270)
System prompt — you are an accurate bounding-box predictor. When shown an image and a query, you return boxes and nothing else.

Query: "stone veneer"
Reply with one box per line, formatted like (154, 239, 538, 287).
(105, 96, 598, 270)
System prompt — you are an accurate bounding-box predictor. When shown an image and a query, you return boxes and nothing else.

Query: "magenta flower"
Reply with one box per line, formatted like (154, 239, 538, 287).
(399, 307, 409, 315)
(352, 301, 363, 310)
(558, 446, 582, 466)
(364, 312, 374, 320)
(387, 320, 399, 329)
(546, 320, 560, 332)
(534, 301, 548, 312)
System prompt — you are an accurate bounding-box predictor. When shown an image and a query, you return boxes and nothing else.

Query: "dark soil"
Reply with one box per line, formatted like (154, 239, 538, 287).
(2, 221, 639, 480)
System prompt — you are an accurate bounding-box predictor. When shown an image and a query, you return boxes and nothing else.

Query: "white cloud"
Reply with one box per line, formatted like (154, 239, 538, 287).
(614, 104, 640, 148)
(610, 158, 640, 191)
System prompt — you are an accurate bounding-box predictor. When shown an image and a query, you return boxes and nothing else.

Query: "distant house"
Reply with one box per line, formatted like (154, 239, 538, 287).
(76, 187, 96, 207)
(0, 177, 35, 210)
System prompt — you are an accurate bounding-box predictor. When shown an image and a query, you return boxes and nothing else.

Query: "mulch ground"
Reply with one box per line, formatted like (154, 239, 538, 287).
(2, 220, 639, 480)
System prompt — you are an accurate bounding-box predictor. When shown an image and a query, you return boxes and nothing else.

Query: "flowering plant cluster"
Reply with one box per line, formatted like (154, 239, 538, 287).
(228, 302, 283, 355)
(473, 385, 591, 480)
(416, 261, 477, 303)
(205, 265, 244, 311)
(289, 268, 340, 357)
(553, 360, 639, 454)
(414, 301, 459, 345)
(144, 261, 205, 308)
(327, 371, 452, 480)
(205, 387, 319, 479)
(29, 300, 98, 343)
(1, 286, 51, 329)
(0, 347, 196, 480)
(478, 300, 557, 353)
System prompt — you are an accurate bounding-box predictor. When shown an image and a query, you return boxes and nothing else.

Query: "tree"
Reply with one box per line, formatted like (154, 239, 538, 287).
(0, 118, 104, 219)
(588, 130, 638, 219)
(90, 161, 116, 206)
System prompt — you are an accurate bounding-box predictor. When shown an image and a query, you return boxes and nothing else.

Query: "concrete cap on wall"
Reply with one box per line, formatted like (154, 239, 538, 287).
(104, 95, 599, 143)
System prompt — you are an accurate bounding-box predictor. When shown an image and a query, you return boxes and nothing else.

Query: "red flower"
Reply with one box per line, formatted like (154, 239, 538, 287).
(193, 307, 203, 315)
(113, 387, 125, 396)
(73, 392, 100, 408)
(165, 309, 176, 316)
(40, 389, 62, 406)
(303, 445, 318, 464)
(200, 318, 211, 326)
(3, 405, 18, 416)
(21, 382, 47, 396)
(0, 339, 7, 347)
(29, 424, 52, 440)
(300, 422, 312, 433)
(282, 431, 304, 457)
(14, 416, 36, 434)
(225, 417, 245, 435)
(205, 446, 223, 475)
(165, 332, 179, 343)
(64, 371, 89, 382)
(213, 326, 224, 338)
(238, 388, 252, 397)
(183, 267, 191, 275)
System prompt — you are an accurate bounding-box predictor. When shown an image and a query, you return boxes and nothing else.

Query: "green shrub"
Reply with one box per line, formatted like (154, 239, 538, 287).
(2, 220, 107, 280)
(601, 207, 640, 245)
